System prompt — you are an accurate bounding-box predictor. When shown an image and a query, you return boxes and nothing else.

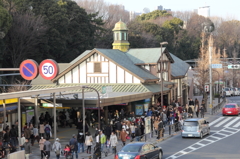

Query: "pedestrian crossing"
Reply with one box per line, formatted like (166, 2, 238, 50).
(209, 117, 240, 128)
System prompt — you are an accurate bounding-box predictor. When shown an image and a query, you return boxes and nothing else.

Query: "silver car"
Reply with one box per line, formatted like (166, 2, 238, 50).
(181, 118, 210, 139)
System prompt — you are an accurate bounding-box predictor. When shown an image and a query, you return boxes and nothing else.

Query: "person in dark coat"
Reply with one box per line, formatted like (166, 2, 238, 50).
(157, 119, 164, 139)
(188, 107, 193, 118)
(120, 108, 125, 119)
(105, 125, 112, 139)
(2, 130, 10, 148)
(93, 143, 101, 159)
(69, 134, 78, 159)
(115, 121, 122, 140)
(77, 119, 83, 130)
(135, 125, 141, 141)
(9, 125, 18, 147)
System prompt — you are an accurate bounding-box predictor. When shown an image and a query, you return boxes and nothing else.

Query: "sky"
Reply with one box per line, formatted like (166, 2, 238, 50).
(105, 0, 240, 20)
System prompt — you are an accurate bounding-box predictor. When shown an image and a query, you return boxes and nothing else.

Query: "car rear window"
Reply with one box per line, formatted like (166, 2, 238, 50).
(184, 121, 198, 126)
(225, 105, 236, 108)
(224, 88, 230, 91)
(120, 145, 142, 152)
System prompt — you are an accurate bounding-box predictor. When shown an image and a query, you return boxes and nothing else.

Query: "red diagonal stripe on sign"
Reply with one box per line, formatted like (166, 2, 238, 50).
(23, 64, 34, 75)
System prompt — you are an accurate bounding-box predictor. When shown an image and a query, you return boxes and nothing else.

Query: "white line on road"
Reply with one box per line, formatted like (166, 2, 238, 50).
(224, 117, 240, 127)
(233, 120, 240, 127)
(214, 117, 232, 127)
(166, 128, 240, 159)
(209, 117, 225, 126)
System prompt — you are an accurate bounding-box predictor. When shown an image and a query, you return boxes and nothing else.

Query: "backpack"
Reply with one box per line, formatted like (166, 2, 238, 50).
(45, 126, 50, 133)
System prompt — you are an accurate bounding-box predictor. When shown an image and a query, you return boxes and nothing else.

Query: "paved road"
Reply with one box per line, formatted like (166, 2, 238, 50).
(158, 96, 240, 159)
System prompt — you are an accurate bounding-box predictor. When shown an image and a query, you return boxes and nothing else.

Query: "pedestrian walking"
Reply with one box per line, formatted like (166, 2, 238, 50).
(110, 132, 117, 154)
(43, 138, 51, 159)
(77, 130, 85, 153)
(135, 125, 141, 141)
(195, 105, 199, 118)
(85, 132, 93, 154)
(188, 106, 193, 118)
(69, 134, 78, 159)
(23, 138, 31, 159)
(9, 125, 17, 147)
(44, 123, 51, 139)
(130, 123, 135, 140)
(39, 137, 46, 159)
(199, 106, 205, 118)
(19, 133, 26, 150)
(157, 119, 164, 139)
(32, 125, 39, 146)
(189, 99, 195, 117)
(39, 122, 45, 138)
(52, 138, 62, 159)
(99, 131, 106, 152)
(120, 128, 127, 146)
(2, 130, 9, 149)
(24, 126, 31, 140)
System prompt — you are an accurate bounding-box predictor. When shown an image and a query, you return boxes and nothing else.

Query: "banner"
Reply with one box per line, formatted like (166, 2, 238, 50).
(135, 104, 143, 115)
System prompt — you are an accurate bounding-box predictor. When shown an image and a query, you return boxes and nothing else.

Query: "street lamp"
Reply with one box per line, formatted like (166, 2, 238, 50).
(160, 42, 168, 107)
(81, 86, 101, 150)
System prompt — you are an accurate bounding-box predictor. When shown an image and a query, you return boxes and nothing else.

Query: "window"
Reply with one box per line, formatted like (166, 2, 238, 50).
(116, 33, 119, 40)
(120, 145, 142, 152)
(122, 33, 125, 40)
(224, 105, 236, 108)
(142, 145, 150, 152)
(94, 62, 101, 73)
(184, 121, 198, 126)
(149, 144, 155, 150)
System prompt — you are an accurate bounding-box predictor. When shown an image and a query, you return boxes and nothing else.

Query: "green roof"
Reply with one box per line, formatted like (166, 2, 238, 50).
(95, 48, 159, 81)
(126, 48, 166, 64)
(29, 83, 171, 94)
(170, 53, 189, 77)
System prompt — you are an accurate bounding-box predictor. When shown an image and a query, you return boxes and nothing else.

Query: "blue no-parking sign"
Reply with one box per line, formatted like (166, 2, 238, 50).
(19, 60, 39, 80)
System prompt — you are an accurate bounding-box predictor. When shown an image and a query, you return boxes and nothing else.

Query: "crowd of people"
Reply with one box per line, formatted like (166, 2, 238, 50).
(0, 98, 207, 159)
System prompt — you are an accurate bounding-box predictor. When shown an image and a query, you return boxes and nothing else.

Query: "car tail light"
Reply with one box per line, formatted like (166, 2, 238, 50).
(115, 155, 119, 159)
(198, 130, 200, 132)
(134, 155, 141, 159)
(182, 130, 184, 132)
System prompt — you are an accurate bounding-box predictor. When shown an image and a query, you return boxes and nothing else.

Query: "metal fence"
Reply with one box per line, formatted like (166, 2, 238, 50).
(212, 97, 226, 114)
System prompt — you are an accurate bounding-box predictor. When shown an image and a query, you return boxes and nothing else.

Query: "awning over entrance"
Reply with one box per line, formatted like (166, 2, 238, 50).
(22, 82, 176, 107)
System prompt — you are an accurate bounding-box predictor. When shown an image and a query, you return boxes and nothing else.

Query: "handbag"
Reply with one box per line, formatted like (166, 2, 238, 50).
(56, 150, 60, 155)
(126, 135, 130, 140)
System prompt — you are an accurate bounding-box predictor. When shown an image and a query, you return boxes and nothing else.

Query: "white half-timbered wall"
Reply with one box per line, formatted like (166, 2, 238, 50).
(58, 52, 141, 84)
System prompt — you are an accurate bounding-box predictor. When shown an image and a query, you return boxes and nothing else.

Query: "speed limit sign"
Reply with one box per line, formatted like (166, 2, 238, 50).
(39, 59, 59, 80)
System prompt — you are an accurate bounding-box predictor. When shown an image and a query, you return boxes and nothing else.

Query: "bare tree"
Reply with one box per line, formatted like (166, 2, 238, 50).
(5, 12, 47, 68)
(6, 79, 30, 92)
(194, 33, 222, 104)
(77, 0, 129, 29)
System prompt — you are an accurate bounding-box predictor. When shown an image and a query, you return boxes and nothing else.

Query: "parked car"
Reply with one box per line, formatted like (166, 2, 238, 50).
(222, 87, 232, 97)
(232, 87, 239, 96)
(181, 118, 210, 139)
(115, 142, 163, 159)
(222, 103, 240, 116)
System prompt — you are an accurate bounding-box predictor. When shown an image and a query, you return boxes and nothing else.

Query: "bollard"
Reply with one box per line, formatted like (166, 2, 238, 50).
(169, 124, 171, 135)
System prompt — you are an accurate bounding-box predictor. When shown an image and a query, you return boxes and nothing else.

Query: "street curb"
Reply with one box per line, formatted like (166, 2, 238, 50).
(153, 132, 181, 145)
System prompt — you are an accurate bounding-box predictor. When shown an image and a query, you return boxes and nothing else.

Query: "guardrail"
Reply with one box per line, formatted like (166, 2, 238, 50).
(212, 97, 226, 114)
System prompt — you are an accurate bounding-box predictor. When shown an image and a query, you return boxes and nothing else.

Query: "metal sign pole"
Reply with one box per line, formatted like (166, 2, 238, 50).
(53, 93, 57, 140)
(82, 88, 85, 135)
(18, 98, 21, 151)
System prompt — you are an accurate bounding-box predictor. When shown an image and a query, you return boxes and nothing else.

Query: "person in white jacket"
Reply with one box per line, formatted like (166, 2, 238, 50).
(52, 138, 62, 159)
(85, 132, 93, 154)
(109, 132, 118, 154)
(20, 133, 26, 150)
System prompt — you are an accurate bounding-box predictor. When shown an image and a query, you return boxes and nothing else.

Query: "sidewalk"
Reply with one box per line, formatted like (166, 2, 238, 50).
(26, 96, 225, 159)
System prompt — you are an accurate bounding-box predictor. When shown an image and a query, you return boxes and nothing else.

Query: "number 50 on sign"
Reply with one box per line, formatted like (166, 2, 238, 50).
(39, 59, 59, 80)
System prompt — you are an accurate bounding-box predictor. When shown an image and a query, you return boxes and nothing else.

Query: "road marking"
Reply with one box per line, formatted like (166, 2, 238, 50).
(214, 117, 232, 127)
(233, 120, 240, 127)
(209, 117, 224, 126)
(224, 117, 240, 127)
(166, 128, 240, 159)
(221, 129, 235, 134)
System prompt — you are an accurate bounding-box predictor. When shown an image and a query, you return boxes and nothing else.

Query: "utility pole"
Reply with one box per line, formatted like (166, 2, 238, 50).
(209, 34, 213, 114)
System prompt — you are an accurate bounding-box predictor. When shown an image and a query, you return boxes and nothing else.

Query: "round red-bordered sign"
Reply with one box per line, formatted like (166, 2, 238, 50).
(19, 59, 39, 80)
(39, 59, 59, 80)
